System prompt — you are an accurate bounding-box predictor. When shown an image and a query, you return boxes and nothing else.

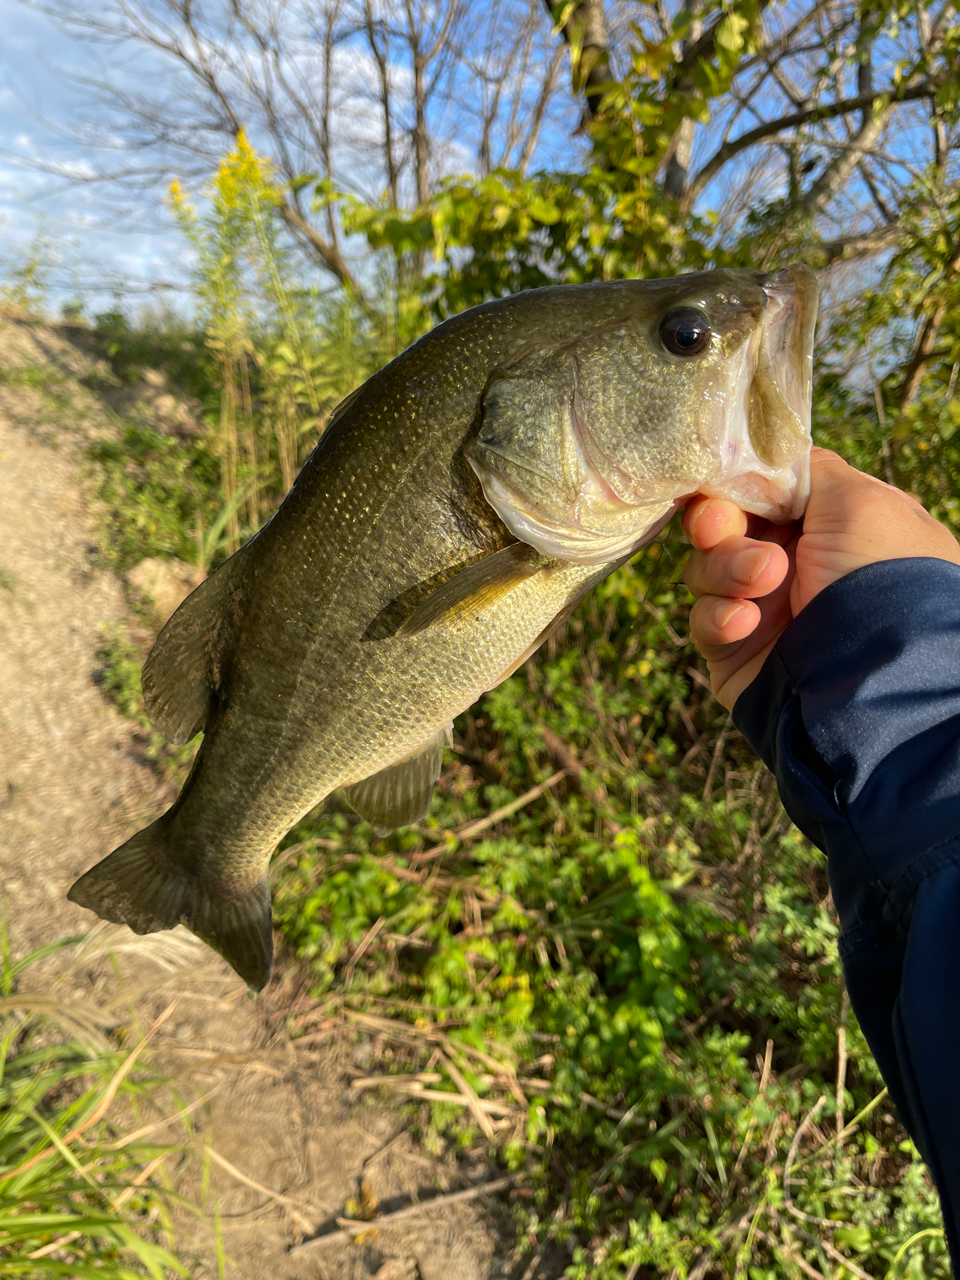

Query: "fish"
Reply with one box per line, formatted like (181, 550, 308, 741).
(68, 264, 819, 991)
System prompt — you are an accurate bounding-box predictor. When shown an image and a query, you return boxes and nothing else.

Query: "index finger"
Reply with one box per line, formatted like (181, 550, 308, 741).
(681, 496, 749, 551)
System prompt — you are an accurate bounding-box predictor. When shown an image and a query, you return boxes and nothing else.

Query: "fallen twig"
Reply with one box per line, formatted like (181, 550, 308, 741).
(836, 989, 849, 1140)
(362, 1130, 410, 1170)
(351, 1071, 442, 1089)
(419, 770, 568, 848)
(289, 1174, 522, 1255)
(579, 1091, 630, 1122)
(788, 1222, 875, 1280)
(161, 1047, 287, 1076)
(344, 916, 387, 984)
(440, 1052, 497, 1139)
(350, 1076, 517, 1117)
(783, 1096, 851, 1229)
(754, 1227, 827, 1280)
(205, 1146, 324, 1233)
(342, 1008, 520, 1075)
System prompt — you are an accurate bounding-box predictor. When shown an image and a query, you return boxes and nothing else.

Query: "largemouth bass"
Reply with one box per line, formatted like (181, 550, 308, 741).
(69, 265, 818, 989)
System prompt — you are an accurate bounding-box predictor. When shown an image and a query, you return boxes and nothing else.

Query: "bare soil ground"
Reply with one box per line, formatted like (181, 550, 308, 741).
(0, 313, 513, 1280)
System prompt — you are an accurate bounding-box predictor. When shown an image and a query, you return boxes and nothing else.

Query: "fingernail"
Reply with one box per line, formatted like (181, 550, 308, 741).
(716, 601, 746, 630)
(731, 547, 771, 585)
(680, 503, 701, 544)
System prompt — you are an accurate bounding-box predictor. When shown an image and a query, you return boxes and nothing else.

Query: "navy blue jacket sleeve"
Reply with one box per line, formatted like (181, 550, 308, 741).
(733, 557, 960, 1264)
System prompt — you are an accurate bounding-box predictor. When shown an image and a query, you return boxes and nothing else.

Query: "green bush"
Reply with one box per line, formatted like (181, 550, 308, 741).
(88, 422, 220, 574)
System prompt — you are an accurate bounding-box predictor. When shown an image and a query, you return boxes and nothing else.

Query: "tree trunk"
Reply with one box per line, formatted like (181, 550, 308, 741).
(545, 0, 611, 123)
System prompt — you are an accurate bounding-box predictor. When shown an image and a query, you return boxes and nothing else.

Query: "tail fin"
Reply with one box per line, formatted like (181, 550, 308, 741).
(67, 819, 273, 991)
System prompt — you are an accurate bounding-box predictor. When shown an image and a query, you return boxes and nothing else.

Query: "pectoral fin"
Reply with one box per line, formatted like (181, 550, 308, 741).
(397, 543, 542, 636)
(342, 725, 452, 835)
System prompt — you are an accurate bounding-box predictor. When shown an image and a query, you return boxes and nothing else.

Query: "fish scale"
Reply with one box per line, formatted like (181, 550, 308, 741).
(68, 267, 818, 988)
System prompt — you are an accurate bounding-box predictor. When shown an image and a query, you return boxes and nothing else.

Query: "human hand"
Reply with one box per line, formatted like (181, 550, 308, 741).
(682, 447, 960, 710)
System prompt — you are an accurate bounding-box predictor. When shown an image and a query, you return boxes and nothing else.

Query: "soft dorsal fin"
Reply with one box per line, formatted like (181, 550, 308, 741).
(342, 725, 452, 836)
(140, 550, 248, 744)
(397, 543, 542, 637)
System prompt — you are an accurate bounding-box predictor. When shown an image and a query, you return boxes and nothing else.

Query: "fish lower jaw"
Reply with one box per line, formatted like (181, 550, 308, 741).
(698, 453, 809, 523)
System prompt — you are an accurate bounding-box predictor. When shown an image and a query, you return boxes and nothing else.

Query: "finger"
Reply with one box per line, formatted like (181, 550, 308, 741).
(685, 535, 790, 601)
(681, 496, 748, 549)
(707, 556, 796, 709)
(689, 595, 761, 652)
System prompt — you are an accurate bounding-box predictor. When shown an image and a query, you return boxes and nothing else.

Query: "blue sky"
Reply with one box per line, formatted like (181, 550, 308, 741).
(0, 0, 580, 317)
(0, 0, 947, 323)
(0, 1, 191, 312)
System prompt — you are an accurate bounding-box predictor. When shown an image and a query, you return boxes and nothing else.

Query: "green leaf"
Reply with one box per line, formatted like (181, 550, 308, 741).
(528, 197, 561, 225)
(715, 12, 749, 53)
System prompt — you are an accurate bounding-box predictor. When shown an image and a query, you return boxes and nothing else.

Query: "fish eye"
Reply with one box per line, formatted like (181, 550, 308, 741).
(660, 308, 711, 357)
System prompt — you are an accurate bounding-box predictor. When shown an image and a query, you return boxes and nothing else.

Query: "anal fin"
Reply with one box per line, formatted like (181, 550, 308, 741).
(396, 543, 542, 636)
(141, 549, 248, 743)
(342, 724, 452, 835)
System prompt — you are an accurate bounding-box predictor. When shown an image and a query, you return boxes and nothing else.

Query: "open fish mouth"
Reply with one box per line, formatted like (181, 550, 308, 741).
(753, 264, 818, 518)
(697, 264, 818, 522)
(759, 266, 815, 436)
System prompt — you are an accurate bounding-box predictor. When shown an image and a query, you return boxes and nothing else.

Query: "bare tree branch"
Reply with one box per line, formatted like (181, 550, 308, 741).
(363, 0, 400, 206)
(684, 80, 944, 212)
(278, 200, 371, 312)
(819, 223, 901, 264)
(900, 246, 960, 409)
(794, 15, 885, 217)
(518, 42, 565, 174)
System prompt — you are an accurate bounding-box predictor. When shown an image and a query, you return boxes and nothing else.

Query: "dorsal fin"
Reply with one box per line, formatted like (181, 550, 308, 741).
(140, 549, 248, 744)
(342, 725, 452, 836)
(396, 543, 542, 636)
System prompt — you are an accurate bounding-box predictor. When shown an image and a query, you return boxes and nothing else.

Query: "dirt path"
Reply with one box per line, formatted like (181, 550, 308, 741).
(0, 314, 510, 1280)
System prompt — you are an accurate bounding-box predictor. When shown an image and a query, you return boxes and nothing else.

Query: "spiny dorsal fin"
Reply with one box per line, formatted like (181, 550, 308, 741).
(342, 724, 452, 836)
(141, 549, 248, 744)
(397, 543, 542, 637)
